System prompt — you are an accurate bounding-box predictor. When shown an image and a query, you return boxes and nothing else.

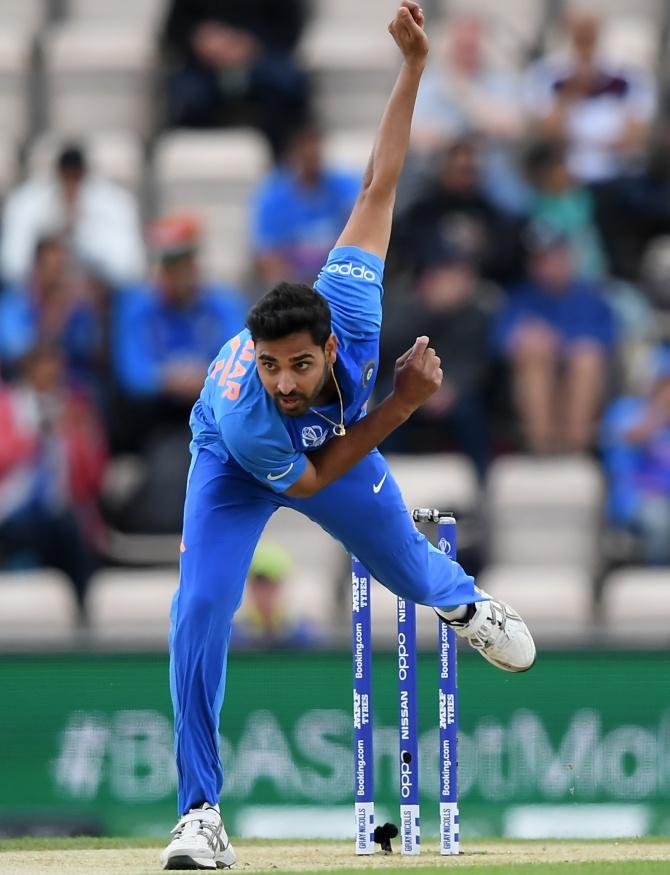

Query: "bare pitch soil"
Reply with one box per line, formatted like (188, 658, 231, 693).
(1, 840, 670, 875)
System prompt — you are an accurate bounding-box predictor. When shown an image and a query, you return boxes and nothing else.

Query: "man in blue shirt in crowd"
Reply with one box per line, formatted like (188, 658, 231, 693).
(601, 346, 670, 565)
(114, 214, 246, 406)
(0, 236, 101, 391)
(162, 4, 535, 869)
(252, 123, 360, 285)
(494, 223, 615, 453)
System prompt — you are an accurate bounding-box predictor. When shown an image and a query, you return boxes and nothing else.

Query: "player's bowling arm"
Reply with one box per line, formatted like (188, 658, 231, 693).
(285, 336, 441, 498)
(334, 2, 428, 260)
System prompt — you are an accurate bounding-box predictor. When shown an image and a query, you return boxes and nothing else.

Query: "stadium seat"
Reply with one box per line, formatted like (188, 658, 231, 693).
(87, 568, 178, 642)
(300, 25, 396, 128)
(263, 566, 337, 638)
(385, 453, 480, 515)
(485, 455, 604, 572)
(368, 562, 594, 647)
(43, 24, 155, 136)
(312, 0, 391, 29)
(546, 15, 660, 67)
(0, 30, 31, 141)
(154, 129, 270, 283)
(601, 567, 670, 640)
(477, 564, 594, 638)
(0, 0, 45, 36)
(91, 533, 340, 644)
(27, 131, 144, 195)
(262, 507, 345, 572)
(563, 0, 665, 21)
(0, 570, 78, 643)
(66, 0, 166, 34)
(323, 129, 374, 175)
(155, 129, 268, 196)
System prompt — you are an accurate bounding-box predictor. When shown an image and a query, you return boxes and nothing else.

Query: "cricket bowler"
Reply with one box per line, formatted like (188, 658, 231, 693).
(161, 3, 535, 868)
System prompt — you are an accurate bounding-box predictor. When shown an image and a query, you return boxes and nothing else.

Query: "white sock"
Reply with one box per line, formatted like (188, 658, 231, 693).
(436, 604, 469, 621)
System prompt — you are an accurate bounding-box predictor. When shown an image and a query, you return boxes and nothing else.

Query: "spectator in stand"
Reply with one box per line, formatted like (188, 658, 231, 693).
(494, 224, 616, 453)
(601, 346, 670, 565)
(0, 345, 108, 620)
(524, 139, 607, 280)
(162, 0, 309, 156)
(252, 124, 360, 286)
(0, 236, 103, 392)
(380, 240, 498, 477)
(1, 145, 145, 287)
(231, 543, 321, 649)
(524, 8, 656, 184)
(395, 134, 522, 284)
(411, 12, 527, 213)
(111, 214, 246, 532)
(595, 126, 670, 281)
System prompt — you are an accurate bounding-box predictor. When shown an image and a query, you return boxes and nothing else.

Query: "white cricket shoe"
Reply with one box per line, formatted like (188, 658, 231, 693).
(436, 591, 536, 672)
(160, 803, 236, 870)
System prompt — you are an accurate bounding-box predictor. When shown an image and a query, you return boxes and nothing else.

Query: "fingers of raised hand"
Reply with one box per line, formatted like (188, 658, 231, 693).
(401, 0, 424, 25)
(400, 2, 425, 33)
(390, 3, 425, 43)
(412, 335, 429, 360)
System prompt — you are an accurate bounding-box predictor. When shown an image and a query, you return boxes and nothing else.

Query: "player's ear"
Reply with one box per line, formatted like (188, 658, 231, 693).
(324, 333, 337, 365)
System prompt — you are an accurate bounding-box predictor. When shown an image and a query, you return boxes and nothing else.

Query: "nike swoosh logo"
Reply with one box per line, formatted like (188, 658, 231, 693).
(373, 472, 387, 494)
(267, 463, 294, 481)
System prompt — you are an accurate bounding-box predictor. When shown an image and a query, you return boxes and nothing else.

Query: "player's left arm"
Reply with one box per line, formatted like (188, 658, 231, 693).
(334, 1, 429, 260)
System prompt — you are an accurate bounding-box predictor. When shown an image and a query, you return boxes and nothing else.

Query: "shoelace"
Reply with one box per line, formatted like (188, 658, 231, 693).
(473, 601, 510, 649)
(171, 811, 223, 849)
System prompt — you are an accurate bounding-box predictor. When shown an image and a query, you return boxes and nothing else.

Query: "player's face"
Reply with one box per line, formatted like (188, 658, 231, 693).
(255, 331, 337, 417)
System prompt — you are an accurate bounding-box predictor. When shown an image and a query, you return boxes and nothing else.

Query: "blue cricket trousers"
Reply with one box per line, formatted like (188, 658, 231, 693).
(170, 447, 480, 814)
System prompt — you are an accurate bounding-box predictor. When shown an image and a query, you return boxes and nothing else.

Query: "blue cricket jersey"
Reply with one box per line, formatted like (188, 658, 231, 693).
(190, 246, 384, 493)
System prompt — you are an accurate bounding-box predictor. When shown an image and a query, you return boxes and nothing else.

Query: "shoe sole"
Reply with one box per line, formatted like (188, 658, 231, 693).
(479, 649, 537, 673)
(163, 854, 216, 870)
(162, 854, 235, 870)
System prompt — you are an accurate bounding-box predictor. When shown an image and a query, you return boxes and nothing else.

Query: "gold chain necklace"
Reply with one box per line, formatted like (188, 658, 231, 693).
(309, 366, 346, 437)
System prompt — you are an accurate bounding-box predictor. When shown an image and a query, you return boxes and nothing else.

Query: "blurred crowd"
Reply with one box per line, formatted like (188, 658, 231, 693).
(1, 0, 670, 625)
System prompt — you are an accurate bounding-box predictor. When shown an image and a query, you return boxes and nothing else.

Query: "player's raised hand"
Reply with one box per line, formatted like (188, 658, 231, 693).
(392, 335, 443, 416)
(388, 1, 429, 66)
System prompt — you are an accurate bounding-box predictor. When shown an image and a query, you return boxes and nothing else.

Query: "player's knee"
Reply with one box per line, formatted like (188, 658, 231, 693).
(382, 551, 434, 604)
(400, 574, 434, 605)
(175, 581, 235, 626)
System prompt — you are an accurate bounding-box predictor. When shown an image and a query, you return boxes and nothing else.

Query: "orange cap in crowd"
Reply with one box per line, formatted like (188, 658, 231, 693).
(148, 213, 201, 260)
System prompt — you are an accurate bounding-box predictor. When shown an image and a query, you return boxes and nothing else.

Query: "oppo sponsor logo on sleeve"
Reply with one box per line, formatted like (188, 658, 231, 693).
(326, 262, 376, 282)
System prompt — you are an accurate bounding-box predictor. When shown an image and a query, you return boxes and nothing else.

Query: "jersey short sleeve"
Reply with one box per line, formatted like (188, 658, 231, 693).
(219, 407, 307, 494)
(314, 245, 384, 342)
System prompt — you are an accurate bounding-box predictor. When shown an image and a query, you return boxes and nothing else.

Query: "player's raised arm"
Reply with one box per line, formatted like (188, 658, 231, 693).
(335, 1, 428, 260)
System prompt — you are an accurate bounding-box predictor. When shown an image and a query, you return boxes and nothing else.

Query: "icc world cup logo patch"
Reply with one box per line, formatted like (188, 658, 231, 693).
(302, 424, 327, 448)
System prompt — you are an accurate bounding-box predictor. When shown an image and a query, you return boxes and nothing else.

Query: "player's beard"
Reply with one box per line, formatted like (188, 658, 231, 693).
(274, 360, 330, 417)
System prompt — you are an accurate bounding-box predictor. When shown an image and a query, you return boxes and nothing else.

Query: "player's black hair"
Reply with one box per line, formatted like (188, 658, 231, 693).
(246, 282, 332, 347)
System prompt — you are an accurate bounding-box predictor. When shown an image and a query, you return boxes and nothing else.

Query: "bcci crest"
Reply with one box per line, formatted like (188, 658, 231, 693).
(302, 424, 327, 448)
(361, 359, 376, 388)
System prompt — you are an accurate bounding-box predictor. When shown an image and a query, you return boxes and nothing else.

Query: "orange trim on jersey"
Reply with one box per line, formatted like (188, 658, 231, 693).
(209, 335, 241, 387)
